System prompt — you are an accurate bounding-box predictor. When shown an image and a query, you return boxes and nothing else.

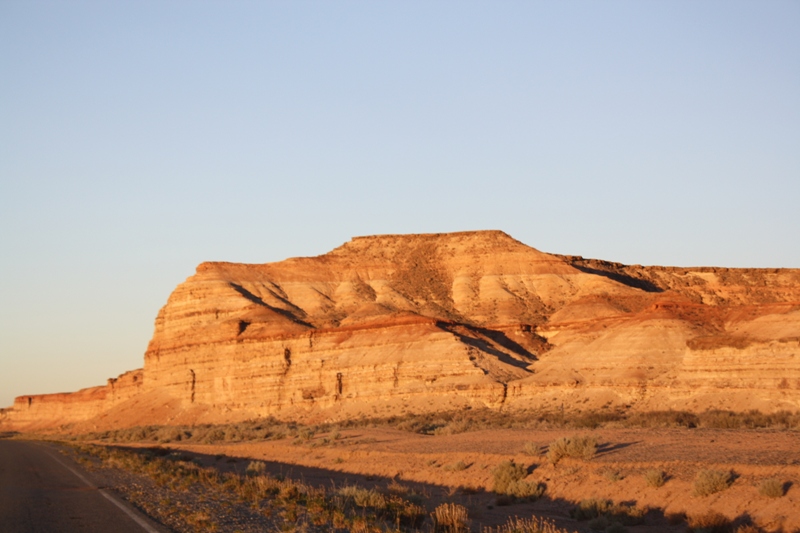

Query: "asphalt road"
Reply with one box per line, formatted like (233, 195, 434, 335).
(0, 439, 166, 533)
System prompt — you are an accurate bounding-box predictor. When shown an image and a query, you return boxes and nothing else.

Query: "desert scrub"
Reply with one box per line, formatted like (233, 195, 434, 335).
(443, 460, 469, 472)
(336, 485, 386, 509)
(523, 442, 543, 456)
(245, 460, 266, 475)
(69, 443, 427, 532)
(643, 469, 666, 488)
(432, 502, 469, 533)
(547, 434, 598, 463)
(693, 469, 734, 497)
(600, 468, 624, 483)
(758, 477, 785, 498)
(492, 460, 546, 501)
(482, 516, 574, 533)
(571, 499, 645, 527)
(687, 510, 730, 533)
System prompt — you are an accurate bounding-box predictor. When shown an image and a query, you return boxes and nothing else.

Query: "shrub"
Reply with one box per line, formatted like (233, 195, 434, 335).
(547, 435, 598, 463)
(483, 516, 573, 533)
(492, 460, 546, 500)
(336, 485, 386, 509)
(443, 460, 469, 472)
(693, 469, 734, 497)
(387, 480, 411, 496)
(758, 478, 784, 498)
(601, 469, 623, 483)
(523, 442, 543, 456)
(572, 499, 614, 521)
(493, 460, 526, 491)
(571, 499, 645, 526)
(687, 510, 730, 533)
(644, 469, 666, 488)
(432, 502, 469, 533)
(246, 461, 266, 475)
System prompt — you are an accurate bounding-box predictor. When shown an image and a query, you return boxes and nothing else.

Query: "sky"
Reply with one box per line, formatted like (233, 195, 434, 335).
(1, 1, 798, 407)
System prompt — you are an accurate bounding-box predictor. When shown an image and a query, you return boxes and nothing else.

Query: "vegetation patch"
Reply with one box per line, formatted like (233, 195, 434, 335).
(687, 510, 730, 533)
(643, 469, 666, 488)
(62, 408, 800, 447)
(431, 502, 469, 533)
(693, 469, 735, 497)
(546, 435, 598, 463)
(522, 442, 543, 456)
(442, 460, 469, 472)
(757, 478, 785, 498)
(68, 443, 427, 532)
(492, 460, 546, 501)
(483, 516, 575, 533)
(570, 499, 646, 528)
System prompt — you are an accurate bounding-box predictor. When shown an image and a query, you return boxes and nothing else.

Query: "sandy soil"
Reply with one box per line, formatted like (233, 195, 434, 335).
(151, 427, 800, 532)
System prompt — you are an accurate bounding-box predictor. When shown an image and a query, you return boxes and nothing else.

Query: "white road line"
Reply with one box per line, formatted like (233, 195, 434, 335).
(43, 447, 162, 533)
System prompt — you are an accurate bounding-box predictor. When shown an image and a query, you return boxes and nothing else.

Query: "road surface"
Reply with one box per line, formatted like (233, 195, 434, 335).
(0, 439, 166, 533)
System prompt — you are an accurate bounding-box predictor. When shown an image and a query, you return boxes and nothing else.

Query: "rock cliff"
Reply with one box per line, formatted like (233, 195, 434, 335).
(3, 231, 799, 430)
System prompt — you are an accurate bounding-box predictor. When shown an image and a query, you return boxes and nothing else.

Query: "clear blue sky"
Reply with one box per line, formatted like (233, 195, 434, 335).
(1, 1, 798, 407)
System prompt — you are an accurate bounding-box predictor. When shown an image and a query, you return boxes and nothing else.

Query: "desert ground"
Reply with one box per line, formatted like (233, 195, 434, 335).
(149, 426, 799, 532)
(10, 415, 791, 533)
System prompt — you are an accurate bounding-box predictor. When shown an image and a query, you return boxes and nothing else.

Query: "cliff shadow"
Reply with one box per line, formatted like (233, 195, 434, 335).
(92, 443, 770, 532)
(569, 264, 664, 294)
(436, 322, 536, 370)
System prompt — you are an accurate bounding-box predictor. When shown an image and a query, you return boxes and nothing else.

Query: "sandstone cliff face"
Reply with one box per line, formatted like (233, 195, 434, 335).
(1, 370, 144, 430)
(3, 231, 799, 430)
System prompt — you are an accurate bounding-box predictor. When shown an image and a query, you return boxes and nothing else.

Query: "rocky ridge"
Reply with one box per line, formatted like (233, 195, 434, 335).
(2, 230, 799, 430)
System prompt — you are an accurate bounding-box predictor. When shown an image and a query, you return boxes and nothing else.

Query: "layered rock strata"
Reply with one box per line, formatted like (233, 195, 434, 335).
(2, 231, 799, 430)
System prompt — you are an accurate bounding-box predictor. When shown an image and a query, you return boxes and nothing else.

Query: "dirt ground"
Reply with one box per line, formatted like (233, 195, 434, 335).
(148, 427, 800, 532)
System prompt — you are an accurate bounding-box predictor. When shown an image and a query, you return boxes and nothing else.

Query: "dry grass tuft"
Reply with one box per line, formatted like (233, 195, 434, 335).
(245, 460, 266, 475)
(600, 468, 624, 483)
(432, 502, 470, 533)
(693, 469, 734, 497)
(571, 499, 645, 527)
(336, 485, 386, 509)
(546, 435, 598, 464)
(482, 515, 574, 533)
(523, 442, 543, 457)
(443, 460, 469, 472)
(687, 510, 730, 533)
(492, 460, 546, 501)
(643, 469, 666, 488)
(757, 478, 784, 498)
